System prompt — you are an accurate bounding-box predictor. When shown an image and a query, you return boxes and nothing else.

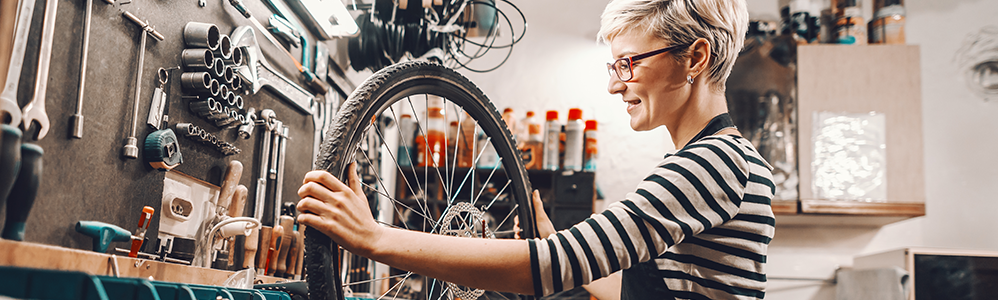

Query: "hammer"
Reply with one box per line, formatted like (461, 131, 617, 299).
(76, 221, 131, 253)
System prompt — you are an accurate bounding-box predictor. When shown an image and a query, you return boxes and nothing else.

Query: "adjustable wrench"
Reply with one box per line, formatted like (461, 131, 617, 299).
(229, 26, 314, 115)
(0, 0, 35, 126)
(20, 0, 60, 140)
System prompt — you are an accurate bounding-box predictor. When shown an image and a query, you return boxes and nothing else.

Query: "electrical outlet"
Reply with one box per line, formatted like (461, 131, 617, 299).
(158, 172, 220, 239)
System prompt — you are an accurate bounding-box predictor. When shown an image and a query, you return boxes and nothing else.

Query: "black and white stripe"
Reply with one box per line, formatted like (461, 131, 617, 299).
(530, 135, 776, 299)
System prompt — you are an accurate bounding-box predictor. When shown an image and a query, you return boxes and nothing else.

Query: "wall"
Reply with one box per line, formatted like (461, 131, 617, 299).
(344, 0, 998, 299)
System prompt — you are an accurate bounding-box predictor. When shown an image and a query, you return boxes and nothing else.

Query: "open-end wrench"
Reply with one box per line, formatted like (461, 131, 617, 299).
(229, 26, 314, 115)
(0, 0, 36, 126)
(20, 0, 59, 140)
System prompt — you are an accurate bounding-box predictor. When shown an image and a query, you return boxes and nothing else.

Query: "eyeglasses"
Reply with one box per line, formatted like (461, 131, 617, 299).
(607, 44, 687, 82)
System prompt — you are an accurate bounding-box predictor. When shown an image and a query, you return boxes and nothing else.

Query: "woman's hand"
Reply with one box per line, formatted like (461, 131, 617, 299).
(296, 163, 385, 257)
(531, 190, 557, 238)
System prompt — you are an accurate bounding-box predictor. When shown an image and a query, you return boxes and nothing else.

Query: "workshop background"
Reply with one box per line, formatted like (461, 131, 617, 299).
(341, 0, 998, 299)
(1, 0, 996, 298)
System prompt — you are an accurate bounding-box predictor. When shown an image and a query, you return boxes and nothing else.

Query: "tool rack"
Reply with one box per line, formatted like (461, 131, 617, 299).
(0, 0, 353, 293)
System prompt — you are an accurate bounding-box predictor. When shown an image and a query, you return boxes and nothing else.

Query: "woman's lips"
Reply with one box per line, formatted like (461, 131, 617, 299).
(625, 99, 641, 113)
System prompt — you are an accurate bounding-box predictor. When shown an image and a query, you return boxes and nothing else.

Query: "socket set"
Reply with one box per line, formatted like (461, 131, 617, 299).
(176, 123, 241, 155)
(180, 22, 248, 129)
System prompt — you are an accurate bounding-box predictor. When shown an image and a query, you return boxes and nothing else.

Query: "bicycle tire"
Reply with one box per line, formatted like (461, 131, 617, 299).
(306, 60, 537, 300)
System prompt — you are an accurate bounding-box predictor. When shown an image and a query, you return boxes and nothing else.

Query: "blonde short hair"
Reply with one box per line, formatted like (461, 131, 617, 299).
(598, 0, 748, 92)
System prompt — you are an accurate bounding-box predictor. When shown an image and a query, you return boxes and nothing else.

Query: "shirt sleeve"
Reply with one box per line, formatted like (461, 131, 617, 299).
(528, 138, 751, 296)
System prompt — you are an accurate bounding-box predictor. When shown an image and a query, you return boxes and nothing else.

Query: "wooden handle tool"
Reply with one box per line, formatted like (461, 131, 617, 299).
(255, 226, 272, 275)
(275, 215, 294, 277)
(266, 224, 284, 275)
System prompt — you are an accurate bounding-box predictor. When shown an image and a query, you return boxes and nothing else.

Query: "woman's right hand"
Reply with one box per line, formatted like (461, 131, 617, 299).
(296, 163, 385, 256)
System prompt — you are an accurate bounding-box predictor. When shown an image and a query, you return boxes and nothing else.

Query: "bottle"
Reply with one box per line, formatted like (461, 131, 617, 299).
(397, 114, 416, 166)
(563, 108, 585, 171)
(788, 0, 820, 44)
(501, 108, 519, 143)
(457, 113, 477, 168)
(542, 110, 561, 171)
(833, 0, 866, 45)
(519, 111, 543, 170)
(415, 98, 447, 167)
(447, 120, 459, 166)
(516, 111, 536, 146)
(870, 0, 905, 44)
(583, 120, 598, 172)
(476, 129, 499, 169)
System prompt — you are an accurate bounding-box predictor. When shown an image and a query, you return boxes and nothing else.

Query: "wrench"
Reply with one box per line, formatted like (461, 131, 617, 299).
(20, 0, 59, 140)
(229, 26, 315, 115)
(0, 0, 36, 126)
(121, 11, 164, 158)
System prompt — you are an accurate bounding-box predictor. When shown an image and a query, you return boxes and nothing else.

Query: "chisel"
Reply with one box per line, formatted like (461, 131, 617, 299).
(266, 223, 284, 275)
(274, 215, 294, 277)
(226, 184, 248, 269)
(256, 226, 272, 275)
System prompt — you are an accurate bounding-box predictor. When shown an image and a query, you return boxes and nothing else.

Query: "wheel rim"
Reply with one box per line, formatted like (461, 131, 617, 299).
(312, 61, 535, 300)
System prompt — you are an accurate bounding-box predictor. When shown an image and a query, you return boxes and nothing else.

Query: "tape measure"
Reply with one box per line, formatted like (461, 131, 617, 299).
(144, 129, 183, 171)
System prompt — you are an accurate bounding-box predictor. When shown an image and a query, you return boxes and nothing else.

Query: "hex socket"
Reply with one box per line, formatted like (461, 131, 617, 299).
(181, 49, 215, 72)
(212, 58, 225, 78)
(216, 34, 232, 60)
(181, 72, 216, 95)
(222, 65, 235, 84)
(177, 123, 198, 137)
(183, 22, 220, 51)
(218, 85, 230, 102)
(224, 46, 244, 66)
(226, 92, 237, 107)
(233, 95, 244, 110)
(230, 75, 242, 91)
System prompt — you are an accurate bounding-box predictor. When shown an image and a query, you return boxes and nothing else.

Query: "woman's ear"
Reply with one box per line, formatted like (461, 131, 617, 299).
(687, 38, 711, 78)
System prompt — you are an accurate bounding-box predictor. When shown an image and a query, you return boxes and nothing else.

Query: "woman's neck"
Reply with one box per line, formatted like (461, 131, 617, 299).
(668, 89, 729, 149)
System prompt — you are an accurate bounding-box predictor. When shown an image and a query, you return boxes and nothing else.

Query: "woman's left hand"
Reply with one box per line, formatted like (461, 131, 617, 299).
(296, 162, 385, 257)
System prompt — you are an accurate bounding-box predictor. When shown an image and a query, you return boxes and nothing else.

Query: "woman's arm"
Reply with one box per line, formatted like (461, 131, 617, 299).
(296, 164, 534, 295)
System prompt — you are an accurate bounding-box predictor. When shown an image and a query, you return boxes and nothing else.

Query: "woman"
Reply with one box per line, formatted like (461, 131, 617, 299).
(296, 0, 775, 299)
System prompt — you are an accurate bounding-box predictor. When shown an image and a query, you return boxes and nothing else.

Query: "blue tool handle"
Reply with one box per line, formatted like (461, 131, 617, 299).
(0, 125, 22, 206)
(76, 221, 132, 253)
(1, 143, 41, 241)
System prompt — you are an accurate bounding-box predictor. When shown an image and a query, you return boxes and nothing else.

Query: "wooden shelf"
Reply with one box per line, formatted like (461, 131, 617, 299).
(0, 240, 285, 286)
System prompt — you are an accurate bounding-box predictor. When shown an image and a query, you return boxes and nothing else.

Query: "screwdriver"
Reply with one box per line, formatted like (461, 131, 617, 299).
(2, 143, 42, 241)
(0, 125, 22, 205)
(128, 206, 155, 258)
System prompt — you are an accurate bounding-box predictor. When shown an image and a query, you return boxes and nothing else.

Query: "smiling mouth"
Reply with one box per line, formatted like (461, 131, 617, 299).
(625, 99, 641, 112)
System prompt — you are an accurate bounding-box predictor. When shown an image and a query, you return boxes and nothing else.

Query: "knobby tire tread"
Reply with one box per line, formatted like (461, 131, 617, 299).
(305, 61, 534, 300)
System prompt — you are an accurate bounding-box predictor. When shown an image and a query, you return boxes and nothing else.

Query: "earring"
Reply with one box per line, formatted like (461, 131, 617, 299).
(687, 75, 694, 84)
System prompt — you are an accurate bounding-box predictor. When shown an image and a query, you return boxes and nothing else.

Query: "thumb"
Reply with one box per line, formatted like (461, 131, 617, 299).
(348, 162, 363, 195)
(532, 190, 549, 222)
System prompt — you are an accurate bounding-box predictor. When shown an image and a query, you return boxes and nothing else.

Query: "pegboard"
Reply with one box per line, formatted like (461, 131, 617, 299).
(3, 0, 352, 254)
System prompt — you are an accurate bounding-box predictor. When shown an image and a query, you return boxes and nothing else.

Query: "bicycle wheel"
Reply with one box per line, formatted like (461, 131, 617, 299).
(306, 60, 537, 300)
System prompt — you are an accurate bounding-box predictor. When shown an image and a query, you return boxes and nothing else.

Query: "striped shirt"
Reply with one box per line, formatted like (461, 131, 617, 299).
(528, 134, 776, 299)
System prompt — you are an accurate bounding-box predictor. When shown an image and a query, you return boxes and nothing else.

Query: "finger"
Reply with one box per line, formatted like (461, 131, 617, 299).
(302, 169, 352, 193)
(348, 162, 363, 195)
(298, 181, 342, 204)
(532, 190, 549, 221)
(297, 197, 335, 217)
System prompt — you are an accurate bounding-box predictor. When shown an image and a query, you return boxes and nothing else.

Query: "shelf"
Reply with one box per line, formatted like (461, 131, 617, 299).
(0, 240, 284, 286)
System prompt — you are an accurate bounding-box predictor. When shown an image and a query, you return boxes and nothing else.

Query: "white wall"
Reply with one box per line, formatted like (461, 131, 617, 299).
(344, 0, 998, 299)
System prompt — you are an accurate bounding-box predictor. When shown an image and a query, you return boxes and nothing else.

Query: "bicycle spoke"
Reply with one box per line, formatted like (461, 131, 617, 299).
(485, 179, 511, 211)
(358, 141, 438, 229)
(376, 272, 413, 300)
(494, 203, 519, 234)
(384, 106, 430, 215)
(472, 156, 503, 207)
(342, 272, 411, 287)
(360, 181, 435, 226)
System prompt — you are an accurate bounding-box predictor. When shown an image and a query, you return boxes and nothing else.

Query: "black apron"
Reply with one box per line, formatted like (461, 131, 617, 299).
(620, 113, 735, 300)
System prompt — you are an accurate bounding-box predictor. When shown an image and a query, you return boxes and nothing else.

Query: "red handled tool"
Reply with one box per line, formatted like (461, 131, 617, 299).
(128, 206, 155, 257)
